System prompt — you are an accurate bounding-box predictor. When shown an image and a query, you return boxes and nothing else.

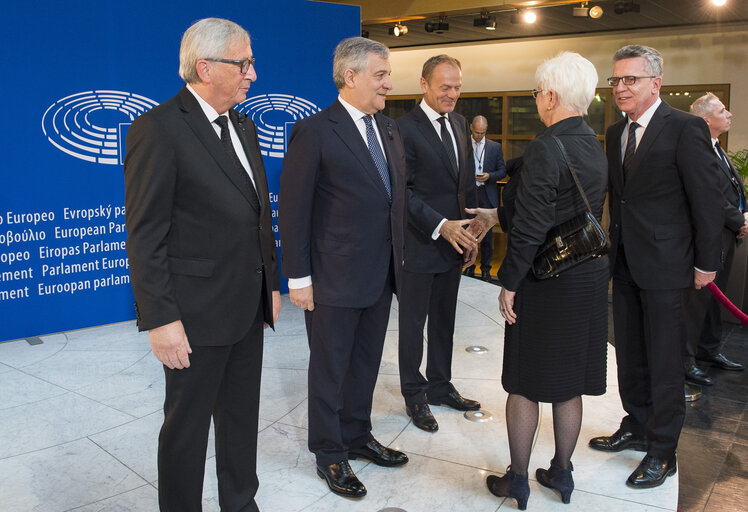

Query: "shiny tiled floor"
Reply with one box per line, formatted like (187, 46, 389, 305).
(0, 277, 678, 511)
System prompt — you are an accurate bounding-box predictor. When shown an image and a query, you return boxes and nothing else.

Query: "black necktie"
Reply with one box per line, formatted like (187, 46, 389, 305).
(362, 115, 392, 200)
(214, 116, 260, 212)
(623, 121, 639, 179)
(437, 116, 458, 177)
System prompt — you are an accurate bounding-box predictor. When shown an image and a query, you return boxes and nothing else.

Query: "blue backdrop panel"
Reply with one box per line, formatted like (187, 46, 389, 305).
(0, 0, 359, 342)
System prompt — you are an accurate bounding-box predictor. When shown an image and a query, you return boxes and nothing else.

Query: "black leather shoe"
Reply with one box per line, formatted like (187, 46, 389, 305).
(626, 455, 677, 488)
(406, 403, 438, 432)
(316, 460, 366, 498)
(463, 266, 475, 277)
(349, 438, 408, 467)
(685, 363, 713, 386)
(428, 389, 480, 411)
(589, 429, 647, 452)
(481, 271, 491, 281)
(697, 353, 744, 371)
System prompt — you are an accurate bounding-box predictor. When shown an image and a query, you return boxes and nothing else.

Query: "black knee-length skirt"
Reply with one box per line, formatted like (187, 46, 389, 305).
(501, 256, 609, 403)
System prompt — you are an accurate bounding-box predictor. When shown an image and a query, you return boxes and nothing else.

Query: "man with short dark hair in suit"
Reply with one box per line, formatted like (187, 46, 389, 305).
(464, 115, 506, 280)
(589, 45, 723, 489)
(397, 55, 481, 434)
(682, 93, 746, 386)
(279, 36, 408, 499)
(124, 18, 281, 512)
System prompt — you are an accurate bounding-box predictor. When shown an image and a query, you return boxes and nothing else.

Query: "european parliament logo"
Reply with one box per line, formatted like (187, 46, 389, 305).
(236, 93, 321, 158)
(42, 90, 158, 166)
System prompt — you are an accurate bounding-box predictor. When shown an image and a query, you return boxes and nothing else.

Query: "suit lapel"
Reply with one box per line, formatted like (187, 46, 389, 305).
(231, 109, 266, 211)
(413, 107, 458, 183)
(329, 100, 391, 201)
(448, 114, 466, 180)
(624, 102, 668, 185)
(177, 87, 259, 210)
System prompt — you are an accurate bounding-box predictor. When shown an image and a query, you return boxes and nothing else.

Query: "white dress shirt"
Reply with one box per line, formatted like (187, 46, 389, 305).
(473, 137, 485, 187)
(186, 84, 257, 191)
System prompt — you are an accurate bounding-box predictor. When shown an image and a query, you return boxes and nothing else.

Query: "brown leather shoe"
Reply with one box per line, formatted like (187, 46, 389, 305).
(316, 460, 366, 498)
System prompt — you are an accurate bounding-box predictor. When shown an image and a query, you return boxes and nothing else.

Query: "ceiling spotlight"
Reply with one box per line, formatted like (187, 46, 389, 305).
(573, 2, 589, 17)
(388, 23, 408, 37)
(574, 3, 604, 18)
(474, 12, 497, 30)
(614, 0, 640, 14)
(523, 10, 537, 23)
(425, 17, 449, 33)
(712, 0, 727, 5)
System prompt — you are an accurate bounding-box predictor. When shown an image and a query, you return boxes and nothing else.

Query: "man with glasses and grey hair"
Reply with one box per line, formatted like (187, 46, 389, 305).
(279, 36, 408, 498)
(125, 17, 280, 511)
(588, 44, 722, 489)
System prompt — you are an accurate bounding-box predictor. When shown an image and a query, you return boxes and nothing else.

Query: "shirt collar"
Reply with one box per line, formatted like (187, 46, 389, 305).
(628, 97, 661, 129)
(186, 83, 223, 123)
(419, 98, 447, 124)
(338, 95, 370, 123)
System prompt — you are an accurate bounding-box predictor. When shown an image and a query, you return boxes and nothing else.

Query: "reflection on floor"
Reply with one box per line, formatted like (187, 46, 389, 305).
(0, 277, 678, 511)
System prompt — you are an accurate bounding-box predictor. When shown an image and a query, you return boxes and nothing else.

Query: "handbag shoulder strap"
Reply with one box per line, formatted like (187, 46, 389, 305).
(550, 135, 593, 214)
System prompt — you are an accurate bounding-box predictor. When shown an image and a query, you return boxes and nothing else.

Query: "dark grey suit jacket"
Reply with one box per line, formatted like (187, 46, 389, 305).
(607, 100, 723, 289)
(124, 86, 279, 345)
(398, 105, 476, 273)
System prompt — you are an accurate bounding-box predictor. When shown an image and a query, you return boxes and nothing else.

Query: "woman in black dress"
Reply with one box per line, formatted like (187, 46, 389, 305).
(471, 52, 608, 509)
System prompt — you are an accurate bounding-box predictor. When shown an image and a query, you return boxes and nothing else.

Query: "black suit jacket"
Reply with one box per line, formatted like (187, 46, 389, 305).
(124, 86, 279, 345)
(398, 106, 476, 273)
(497, 117, 608, 291)
(477, 138, 506, 208)
(716, 148, 747, 235)
(607, 100, 723, 289)
(278, 100, 406, 308)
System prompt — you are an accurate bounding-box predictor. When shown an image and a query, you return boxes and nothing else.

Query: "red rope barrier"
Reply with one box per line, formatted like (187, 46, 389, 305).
(706, 282, 748, 326)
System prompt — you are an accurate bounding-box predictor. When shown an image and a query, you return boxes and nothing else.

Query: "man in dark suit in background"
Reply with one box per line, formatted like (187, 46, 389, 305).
(682, 93, 746, 387)
(279, 37, 408, 499)
(124, 18, 281, 512)
(589, 45, 723, 489)
(397, 55, 480, 434)
(463, 115, 506, 280)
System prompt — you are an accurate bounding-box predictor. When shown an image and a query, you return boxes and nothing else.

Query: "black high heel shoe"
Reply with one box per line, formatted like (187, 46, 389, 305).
(536, 459, 574, 504)
(486, 467, 530, 510)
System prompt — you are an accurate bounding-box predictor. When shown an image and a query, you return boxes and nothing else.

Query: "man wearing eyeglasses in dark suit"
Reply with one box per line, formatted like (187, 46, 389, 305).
(588, 45, 722, 489)
(125, 18, 280, 511)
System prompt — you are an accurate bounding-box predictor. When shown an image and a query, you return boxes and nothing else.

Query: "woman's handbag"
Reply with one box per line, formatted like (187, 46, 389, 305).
(531, 136, 607, 280)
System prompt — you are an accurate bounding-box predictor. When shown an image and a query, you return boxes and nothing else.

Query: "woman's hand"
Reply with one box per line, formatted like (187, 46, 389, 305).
(499, 288, 517, 324)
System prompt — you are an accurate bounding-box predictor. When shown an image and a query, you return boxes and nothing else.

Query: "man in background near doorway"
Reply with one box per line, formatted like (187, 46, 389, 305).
(463, 115, 506, 280)
(683, 92, 746, 388)
(397, 54, 480, 434)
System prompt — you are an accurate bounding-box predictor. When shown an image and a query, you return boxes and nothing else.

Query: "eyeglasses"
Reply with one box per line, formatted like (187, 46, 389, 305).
(531, 89, 544, 99)
(205, 57, 256, 74)
(607, 75, 656, 87)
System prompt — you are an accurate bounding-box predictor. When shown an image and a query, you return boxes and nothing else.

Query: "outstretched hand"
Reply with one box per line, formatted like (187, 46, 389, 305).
(439, 218, 478, 254)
